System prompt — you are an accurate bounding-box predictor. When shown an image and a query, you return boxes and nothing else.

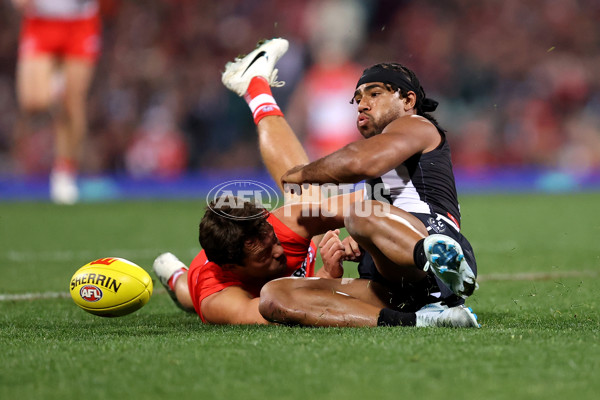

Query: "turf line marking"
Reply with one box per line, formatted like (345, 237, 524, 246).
(1, 270, 597, 302)
(478, 270, 598, 282)
(0, 292, 71, 301)
(4, 248, 200, 263)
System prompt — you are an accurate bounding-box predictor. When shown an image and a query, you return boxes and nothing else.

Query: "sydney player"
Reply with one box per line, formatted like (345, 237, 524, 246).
(13, 0, 101, 204)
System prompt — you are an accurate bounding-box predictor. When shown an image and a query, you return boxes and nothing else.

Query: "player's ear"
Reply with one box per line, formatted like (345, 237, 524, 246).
(404, 91, 417, 111)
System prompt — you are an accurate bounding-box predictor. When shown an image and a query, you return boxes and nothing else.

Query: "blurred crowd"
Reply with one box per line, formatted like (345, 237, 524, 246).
(0, 0, 599, 178)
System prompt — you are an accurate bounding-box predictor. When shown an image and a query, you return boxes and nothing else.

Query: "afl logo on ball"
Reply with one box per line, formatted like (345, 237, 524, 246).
(80, 285, 103, 302)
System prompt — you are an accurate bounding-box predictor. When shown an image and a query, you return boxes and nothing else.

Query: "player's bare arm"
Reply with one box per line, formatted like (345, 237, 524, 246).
(200, 286, 271, 325)
(281, 115, 440, 186)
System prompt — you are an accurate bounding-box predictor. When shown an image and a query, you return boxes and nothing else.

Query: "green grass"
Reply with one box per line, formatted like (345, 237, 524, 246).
(1, 193, 599, 400)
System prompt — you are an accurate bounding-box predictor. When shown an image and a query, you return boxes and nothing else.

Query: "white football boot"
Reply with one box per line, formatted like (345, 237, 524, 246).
(415, 302, 480, 328)
(152, 252, 188, 310)
(221, 38, 289, 96)
(423, 234, 478, 299)
(50, 170, 78, 205)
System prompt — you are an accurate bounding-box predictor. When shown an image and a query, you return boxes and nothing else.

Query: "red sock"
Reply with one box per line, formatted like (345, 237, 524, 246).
(243, 76, 284, 124)
(167, 268, 186, 291)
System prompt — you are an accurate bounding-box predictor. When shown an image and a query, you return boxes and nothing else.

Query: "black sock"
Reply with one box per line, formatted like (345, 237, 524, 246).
(413, 238, 427, 270)
(377, 308, 416, 326)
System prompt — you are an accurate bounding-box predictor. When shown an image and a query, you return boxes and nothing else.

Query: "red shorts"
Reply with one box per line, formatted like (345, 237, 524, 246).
(19, 15, 101, 62)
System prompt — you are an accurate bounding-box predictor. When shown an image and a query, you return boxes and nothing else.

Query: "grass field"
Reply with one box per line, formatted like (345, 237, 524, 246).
(1, 193, 599, 400)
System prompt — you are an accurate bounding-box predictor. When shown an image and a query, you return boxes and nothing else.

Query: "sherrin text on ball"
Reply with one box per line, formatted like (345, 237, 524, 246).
(70, 257, 153, 317)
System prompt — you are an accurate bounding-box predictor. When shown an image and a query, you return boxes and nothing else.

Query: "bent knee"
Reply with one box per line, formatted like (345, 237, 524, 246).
(259, 278, 304, 324)
(259, 279, 289, 321)
(344, 200, 382, 238)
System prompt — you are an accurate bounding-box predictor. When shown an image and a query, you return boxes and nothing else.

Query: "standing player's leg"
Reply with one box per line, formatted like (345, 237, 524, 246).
(57, 58, 96, 175)
(50, 13, 101, 204)
(50, 58, 95, 204)
(14, 54, 55, 174)
(15, 55, 54, 113)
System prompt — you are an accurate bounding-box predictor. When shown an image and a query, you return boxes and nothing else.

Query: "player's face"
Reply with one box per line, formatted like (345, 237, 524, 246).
(242, 228, 287, 280)
(353, 83, 407, 138)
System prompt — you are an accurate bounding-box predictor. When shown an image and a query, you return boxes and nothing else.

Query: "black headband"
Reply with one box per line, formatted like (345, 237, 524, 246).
(356, 67, 414, 90)
(355, 67, 438, 113)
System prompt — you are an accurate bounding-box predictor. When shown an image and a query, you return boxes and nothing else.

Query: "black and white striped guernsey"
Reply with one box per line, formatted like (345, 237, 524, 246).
(365, 131, 461, 228)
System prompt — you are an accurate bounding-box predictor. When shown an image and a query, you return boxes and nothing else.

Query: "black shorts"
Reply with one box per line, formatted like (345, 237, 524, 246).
(357, 212, 477, 310)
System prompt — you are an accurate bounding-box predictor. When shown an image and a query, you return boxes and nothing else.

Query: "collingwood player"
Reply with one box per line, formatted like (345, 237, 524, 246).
(281, 62, 479, 310)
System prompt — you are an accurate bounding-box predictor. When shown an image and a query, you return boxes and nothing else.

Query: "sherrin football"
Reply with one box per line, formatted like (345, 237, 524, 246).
(70, 257, 153, 317)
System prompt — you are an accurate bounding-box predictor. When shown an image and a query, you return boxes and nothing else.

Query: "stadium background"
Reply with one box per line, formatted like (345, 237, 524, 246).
(0, 0, 599, 199)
